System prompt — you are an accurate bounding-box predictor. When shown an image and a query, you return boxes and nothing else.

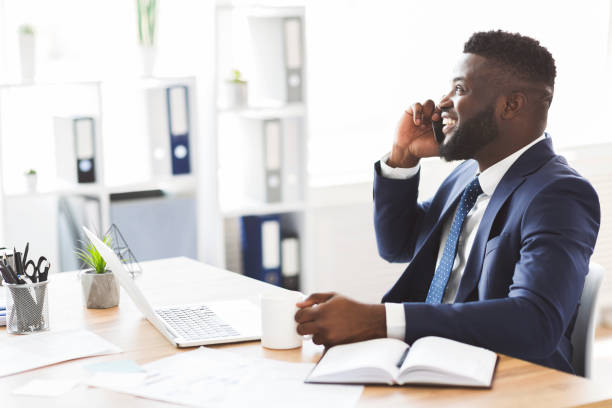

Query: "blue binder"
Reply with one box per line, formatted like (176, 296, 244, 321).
(240, 215, 282, 286)
(166, 85, 191, 175)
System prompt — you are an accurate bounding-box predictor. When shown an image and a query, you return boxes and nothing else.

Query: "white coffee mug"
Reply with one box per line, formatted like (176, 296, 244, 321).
(260, 291, 304, 349)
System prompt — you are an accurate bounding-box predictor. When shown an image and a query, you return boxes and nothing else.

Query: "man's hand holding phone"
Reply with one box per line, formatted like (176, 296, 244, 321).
(388, 99, 442, 168)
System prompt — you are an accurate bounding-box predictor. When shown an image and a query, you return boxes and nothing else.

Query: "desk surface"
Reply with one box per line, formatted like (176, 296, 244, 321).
(1, 257, 611, 408)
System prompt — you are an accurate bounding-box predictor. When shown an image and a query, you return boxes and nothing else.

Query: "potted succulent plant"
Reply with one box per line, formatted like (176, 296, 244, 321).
(24, 169, 37, 192)
(76, 235, 119, 309)
(17, 24, 36, 82)
(225, 69, 248, 107)
(137, 0, 158, 77)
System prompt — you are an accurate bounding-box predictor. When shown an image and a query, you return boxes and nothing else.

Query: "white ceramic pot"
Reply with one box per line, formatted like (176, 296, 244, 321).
(80, 269, 119, 309)
(25, 174, 37, 192)
(224, 82, 248, 108)
(140, 45, 157, 77)
(18, 33, 35, 82)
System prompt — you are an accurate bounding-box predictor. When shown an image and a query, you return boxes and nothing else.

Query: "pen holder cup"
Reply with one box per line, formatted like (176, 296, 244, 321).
(5, 280, 50, 334)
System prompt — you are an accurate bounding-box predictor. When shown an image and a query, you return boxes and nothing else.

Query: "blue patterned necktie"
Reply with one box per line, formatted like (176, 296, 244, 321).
(425, 177, 483, 304)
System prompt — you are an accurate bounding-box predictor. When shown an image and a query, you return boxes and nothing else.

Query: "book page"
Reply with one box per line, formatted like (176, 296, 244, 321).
(307, 338, 408, 384)
(398, 336, 497, 386)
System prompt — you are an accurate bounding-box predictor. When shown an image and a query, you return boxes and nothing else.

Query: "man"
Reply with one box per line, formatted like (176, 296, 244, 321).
(295, 30, 600, 374)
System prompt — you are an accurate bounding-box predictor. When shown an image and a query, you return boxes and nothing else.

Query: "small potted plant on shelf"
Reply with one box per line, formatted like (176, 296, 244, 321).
(225, 69, 248, 108)
(24, 168, 37, 192)
(17, 24, 36, 82)
(137, 0, 158, 77)
(76, 235, 120, 309)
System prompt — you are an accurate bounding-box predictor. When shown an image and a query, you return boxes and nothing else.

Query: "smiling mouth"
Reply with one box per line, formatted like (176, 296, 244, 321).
(442, 117, 458, 134)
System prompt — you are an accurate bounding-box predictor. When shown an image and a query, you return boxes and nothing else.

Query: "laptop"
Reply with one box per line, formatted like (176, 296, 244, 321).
(83, 226, 261, 347)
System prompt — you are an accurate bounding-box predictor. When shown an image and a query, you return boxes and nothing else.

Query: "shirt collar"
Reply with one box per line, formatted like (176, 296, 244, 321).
(478, 134, 546, 196)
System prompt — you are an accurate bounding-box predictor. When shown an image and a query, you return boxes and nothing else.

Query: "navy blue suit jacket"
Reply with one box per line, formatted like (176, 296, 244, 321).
(374, 137, 600, 374)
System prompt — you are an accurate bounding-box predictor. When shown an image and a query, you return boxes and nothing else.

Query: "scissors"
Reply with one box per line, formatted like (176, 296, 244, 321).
(24, 256, 49, 283)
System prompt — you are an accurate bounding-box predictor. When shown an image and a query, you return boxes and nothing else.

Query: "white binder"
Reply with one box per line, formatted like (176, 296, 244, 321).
(245, 119, 282, 203)
(281, 237, 299, 277)
(262, 219, 281, 270)
(283, 17, 303, 102)
(264, 119, 282, 203)
(281, 118, 302, 202)
(281, 236, 300, 291)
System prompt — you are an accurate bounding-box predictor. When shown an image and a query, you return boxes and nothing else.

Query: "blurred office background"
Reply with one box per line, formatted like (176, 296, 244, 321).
(0, 0, 611, 325)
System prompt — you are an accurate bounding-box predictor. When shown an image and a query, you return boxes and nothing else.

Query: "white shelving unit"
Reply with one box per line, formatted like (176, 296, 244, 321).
(212, 3, 309, 289)
(0, 76, 206, 271)
(0, 1, 311, 290)
(0, 80, 105, 267)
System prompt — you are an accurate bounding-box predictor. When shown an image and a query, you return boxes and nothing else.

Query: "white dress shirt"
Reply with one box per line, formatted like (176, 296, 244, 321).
(380, 135, 546, 339)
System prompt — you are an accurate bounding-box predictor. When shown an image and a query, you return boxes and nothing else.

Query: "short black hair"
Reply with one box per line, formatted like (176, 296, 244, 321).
(464, 30, 556, 88)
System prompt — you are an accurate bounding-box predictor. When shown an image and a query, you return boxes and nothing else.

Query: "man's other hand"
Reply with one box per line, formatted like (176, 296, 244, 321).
(295, 293, 387, 347)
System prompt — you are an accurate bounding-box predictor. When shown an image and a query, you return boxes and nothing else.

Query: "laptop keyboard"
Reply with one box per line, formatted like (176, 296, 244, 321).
(156, 305, 241, 341)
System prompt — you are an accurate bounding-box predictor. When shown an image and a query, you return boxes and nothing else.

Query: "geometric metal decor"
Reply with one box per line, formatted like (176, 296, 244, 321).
(105, 223, 142, 279)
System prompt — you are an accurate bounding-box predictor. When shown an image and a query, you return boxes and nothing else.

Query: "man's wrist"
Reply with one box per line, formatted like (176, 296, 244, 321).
(364, 304, 387, 339)
(388, 145, 420, 168)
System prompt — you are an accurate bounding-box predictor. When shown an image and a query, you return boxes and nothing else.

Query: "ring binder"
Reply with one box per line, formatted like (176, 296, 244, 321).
(145, 84, 192, 177)
(283, 17, 303, 102)
(54, 116, 97, 184)
(241, 215, 282, 286)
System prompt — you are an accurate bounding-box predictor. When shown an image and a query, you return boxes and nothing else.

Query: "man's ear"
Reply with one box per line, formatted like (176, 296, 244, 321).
(500, 91, 527, 120)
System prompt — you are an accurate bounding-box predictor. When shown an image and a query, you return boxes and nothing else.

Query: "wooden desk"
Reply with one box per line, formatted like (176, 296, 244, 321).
(1, 257, 611, 408)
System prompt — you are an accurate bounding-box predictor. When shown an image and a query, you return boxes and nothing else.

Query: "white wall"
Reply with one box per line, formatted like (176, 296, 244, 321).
(305, 0, 612, 185)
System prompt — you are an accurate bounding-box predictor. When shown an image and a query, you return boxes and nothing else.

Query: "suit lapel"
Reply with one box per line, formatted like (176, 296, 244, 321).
(454, 137, 556, 301)
(454, 174, 524, 301)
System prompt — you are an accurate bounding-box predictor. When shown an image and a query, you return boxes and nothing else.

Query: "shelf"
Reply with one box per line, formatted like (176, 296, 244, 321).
(4, 182, 105, 199)
(106, 176, 197, 196)
(217, 103, 305, 119)
(216, 2, 305, 17)
(0, 76, 200, 92)
(4, 176, 197, 199)
(0, 80, 102, 90)
(221, 199, 306, 218)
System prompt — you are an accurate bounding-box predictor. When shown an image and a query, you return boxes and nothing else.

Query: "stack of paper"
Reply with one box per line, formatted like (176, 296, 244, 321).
(0, 290, 6, 326)
(88, 347, 363, 408)
(0, 329, 122, 378)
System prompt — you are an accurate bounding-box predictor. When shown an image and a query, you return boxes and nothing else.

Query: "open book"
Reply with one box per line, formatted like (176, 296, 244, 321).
(306, 336, 497, 387)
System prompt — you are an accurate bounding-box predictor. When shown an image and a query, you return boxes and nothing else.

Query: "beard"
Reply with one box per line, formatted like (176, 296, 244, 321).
(438, 106, 499, 161)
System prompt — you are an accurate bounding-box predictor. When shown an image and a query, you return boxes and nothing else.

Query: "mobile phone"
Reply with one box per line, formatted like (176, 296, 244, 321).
(432, 119, 445, 144)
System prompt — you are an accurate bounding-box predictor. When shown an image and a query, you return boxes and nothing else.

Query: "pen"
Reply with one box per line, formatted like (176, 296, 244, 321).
(13, 248, 22, 276)
(23, 242, 29, 266)
(0, 264, 14, 284)
(0, 255, 13, 283)
(8, 264, 24, 284)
